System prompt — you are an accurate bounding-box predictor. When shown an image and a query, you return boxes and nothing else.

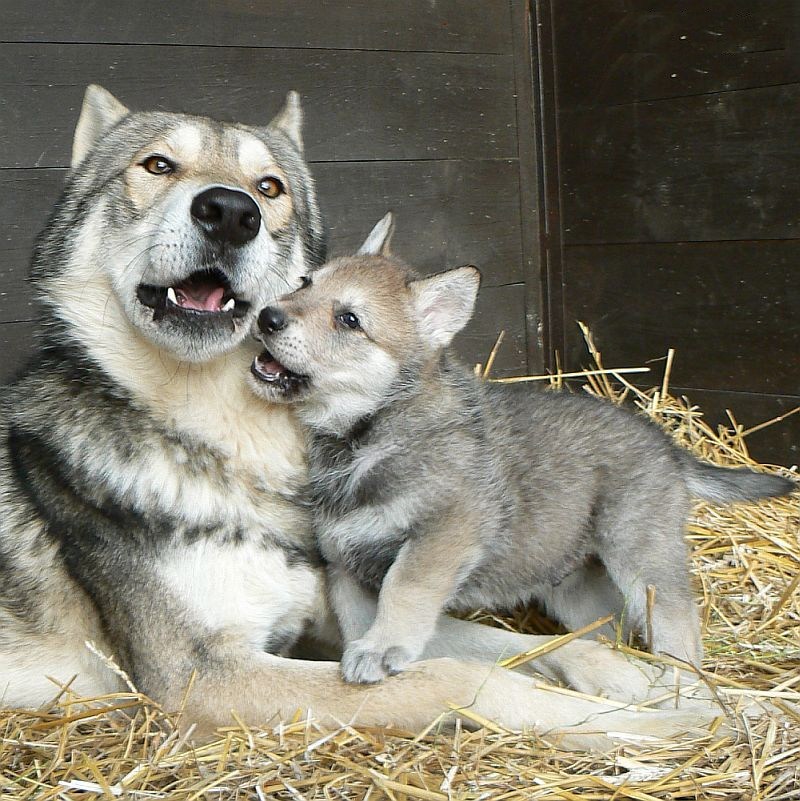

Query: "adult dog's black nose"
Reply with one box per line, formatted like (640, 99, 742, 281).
(191, 187, 261, 246)
(258, 306, 287, 333)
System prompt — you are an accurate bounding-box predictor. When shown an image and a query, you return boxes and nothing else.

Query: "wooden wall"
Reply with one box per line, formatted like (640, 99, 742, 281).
(0, 0, 541, 380)
(540, 0, 800, 464)
(5, 1, 794, 465)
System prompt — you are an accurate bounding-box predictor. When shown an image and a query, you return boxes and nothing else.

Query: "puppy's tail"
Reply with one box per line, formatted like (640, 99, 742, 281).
(677, 452, 795, 504)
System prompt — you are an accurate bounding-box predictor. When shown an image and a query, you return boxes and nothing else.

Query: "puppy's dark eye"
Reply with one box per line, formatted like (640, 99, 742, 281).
(336, 312, 361, 330)
(298, 275, 312, 289)
(142, 155, 175, 175)
(258, 176, 285, 199)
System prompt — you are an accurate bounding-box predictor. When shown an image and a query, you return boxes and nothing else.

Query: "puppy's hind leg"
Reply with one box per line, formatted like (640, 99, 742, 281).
(595, 488, 704, 667)
(536, 560, 629, 643)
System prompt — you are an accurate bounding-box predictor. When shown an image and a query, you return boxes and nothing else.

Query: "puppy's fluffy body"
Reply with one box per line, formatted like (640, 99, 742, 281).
(251, 240, 794, 686)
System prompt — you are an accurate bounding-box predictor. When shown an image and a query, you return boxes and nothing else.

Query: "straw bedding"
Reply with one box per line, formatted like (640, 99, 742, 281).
(2, 331, 798, 800)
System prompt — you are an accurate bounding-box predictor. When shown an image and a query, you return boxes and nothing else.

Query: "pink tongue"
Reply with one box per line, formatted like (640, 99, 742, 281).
(176, 285, 226, 312)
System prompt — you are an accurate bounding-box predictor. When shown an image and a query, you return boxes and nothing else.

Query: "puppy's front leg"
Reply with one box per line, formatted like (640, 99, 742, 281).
(342, 512, 481, 684)
(327, 564, 378, 645)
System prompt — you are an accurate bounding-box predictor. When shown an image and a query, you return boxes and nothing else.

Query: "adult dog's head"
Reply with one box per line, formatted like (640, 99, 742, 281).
(33, 85, 324, 364)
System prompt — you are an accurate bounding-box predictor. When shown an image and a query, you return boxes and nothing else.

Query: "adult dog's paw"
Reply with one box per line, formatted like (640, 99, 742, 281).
(542, 639, 711, 708)
(340, 641, 415, 684)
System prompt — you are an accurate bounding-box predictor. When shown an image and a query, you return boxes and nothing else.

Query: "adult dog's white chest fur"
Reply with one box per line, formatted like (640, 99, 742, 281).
(157, 539, 324, 653)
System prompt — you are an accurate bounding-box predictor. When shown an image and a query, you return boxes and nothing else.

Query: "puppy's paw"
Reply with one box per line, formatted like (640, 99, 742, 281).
(381, 644, 414, 676)
(341, 640, 389, 684)
(340, 641, 417, 684)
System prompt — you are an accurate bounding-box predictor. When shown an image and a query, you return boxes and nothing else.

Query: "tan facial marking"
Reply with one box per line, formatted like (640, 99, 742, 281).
(233, 131, 294, 233)
(164, 124, 205, 163)
(236, 132, 272, 176)
(122, 124, 210, 209)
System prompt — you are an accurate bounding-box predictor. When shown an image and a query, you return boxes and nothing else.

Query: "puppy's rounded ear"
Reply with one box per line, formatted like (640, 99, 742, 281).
(411, 265, 481, 348)
(357, 212, 395, 256)
(72, 84, 129, 169)
(268, 91, 304, 153)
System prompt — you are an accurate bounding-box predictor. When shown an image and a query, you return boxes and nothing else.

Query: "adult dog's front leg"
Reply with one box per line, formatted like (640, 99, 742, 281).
(181, 646, 724, 751)
(426, 616, 710, 708)
(106, 580, 723, 749)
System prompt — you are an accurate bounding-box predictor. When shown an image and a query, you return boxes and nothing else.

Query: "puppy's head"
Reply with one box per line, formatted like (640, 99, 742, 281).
(248, 214, 481, 433)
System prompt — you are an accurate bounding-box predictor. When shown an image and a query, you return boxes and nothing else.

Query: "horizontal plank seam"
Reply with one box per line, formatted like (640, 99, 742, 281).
(564, 237, 800, 248)
(629, 382, 800, 402)
(0, 157, 523, 172)
(560, 77, 800, 112)
(0, 40, 511, 57)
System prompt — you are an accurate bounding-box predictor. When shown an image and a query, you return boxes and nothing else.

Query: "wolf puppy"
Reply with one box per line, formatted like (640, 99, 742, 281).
(251, 228, 794, 684)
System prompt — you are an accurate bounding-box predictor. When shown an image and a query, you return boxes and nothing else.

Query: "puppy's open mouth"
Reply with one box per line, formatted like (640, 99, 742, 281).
(251, 349, 308, 393)
(136, 268, 251, 320)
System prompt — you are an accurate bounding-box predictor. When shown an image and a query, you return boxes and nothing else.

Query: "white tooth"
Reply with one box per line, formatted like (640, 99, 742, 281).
(222, 298, 235, 312)
(166, 287, 178, 305)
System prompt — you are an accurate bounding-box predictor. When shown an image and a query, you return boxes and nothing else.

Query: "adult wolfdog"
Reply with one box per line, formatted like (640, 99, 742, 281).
(0, 86, 721, 745)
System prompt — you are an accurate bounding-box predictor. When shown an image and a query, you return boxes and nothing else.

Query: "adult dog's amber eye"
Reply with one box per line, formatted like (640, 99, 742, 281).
(142, 155, 175, 175)
(258, 176, 285, 199)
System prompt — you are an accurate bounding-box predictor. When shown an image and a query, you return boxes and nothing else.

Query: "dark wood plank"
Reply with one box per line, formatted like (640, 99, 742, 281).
(457, 284, 527, 378)
(560, 83, 800, 244)
(318, 160, 523, 286)
(0, 169, 64, 324)
(0, 159, 524, 324)
(0, 44, 516, 168)
(669, 386, 800, 467)
(554, 1, 798, 109)
(562, 241, 800, 396)
(0, 285, 526, 386)
(2, 0, 513, 55)
(511, 0, 546, 374)
(0, 321, 39, 385)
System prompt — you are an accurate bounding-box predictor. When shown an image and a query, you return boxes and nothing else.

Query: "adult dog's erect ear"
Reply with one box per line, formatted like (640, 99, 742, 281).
(269, 91, 304, 153)
(410, 265, 482, 348)
(357, 212, 395, 256)
(72, 85, 130, 169)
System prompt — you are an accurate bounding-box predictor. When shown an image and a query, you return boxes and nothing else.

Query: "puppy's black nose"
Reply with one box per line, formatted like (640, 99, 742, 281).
(258, 305, 287, 333)
(191, 187, 261, 247)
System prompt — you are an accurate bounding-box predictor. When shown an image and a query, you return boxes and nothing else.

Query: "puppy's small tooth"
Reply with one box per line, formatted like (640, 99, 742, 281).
(166, 287, 178, 305)
(222, 298, 235, 312)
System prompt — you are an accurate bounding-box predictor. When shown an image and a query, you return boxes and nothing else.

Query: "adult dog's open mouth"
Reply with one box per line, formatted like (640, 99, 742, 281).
(136, 268, 251, 321)
(251, 349, 308, 394)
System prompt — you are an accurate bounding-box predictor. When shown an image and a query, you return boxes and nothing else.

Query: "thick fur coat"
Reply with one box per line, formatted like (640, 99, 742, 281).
(0, 88, 736, 747)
